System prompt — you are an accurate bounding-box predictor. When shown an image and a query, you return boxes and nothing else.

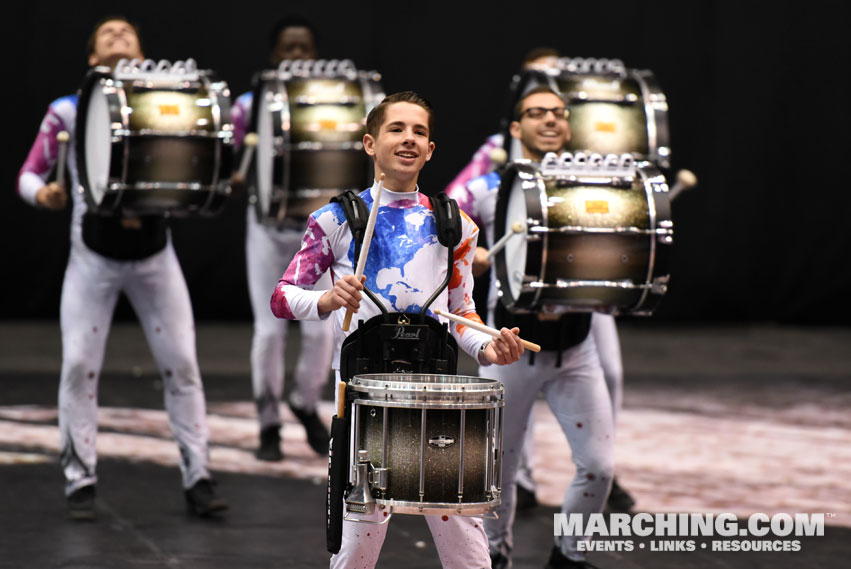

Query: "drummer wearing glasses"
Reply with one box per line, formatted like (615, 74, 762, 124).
(448, 86, 614, 569)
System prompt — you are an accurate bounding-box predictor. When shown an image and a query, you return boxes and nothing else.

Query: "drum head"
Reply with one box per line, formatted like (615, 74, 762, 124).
(503, 175, 529, 301)
(83, 81, 112, 207)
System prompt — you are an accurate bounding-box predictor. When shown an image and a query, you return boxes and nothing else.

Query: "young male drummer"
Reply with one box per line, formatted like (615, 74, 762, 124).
(449, 86, 614, 569)
(271, 91, 525, 568)
(231, 15, 333, 461)
(17, 16, 226, 520)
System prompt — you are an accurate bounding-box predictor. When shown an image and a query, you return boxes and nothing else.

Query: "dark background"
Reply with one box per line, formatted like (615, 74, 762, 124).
(5, 1, 849, 323)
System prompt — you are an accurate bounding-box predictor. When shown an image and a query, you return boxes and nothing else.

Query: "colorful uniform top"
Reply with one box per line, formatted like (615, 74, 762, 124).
(271, 180, 493, 369)
(447, 171, 501, 313)
(442, 133, 503, 207)
(231, 91, 253, 151)
(17, 95, 88, 228)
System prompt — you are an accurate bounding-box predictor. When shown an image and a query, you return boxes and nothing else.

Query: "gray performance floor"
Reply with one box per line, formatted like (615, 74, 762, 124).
(1, 320, 849, 568)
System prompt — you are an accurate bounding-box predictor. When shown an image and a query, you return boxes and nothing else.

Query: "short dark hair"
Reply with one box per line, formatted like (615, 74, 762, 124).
(514, 85, 565, 120)
(86, 16, 141, 57)
(366, 91, 435, 139)
(268, 15, 319, 52)
(523, 47, 560, 66)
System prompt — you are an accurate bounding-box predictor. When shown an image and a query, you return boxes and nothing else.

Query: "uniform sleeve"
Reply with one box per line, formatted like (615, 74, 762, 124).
(443, 134, 501, 223)
(231, 93, 252, 151)
(446, 211, 495, 361)
(18, 104, 66, 206)
(271, 211, 340, 320)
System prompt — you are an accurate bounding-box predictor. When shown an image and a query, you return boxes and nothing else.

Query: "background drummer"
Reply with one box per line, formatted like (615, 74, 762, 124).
(447, 47, 637, 517)
(16, 16, 226, 519)
(271, 91, 525, 568)
(231, 15, 334, 461)
(448, 86, 614, 569)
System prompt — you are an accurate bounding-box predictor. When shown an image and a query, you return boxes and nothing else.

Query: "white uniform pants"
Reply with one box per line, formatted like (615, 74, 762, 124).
(59, 234, 210, 494)
(330, 508, 491, 569)
(246, 211, 334, 428)
(481, 335, 614, 560)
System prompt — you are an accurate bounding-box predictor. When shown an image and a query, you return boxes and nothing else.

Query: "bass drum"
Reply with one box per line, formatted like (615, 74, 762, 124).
(501, 59, 670, 168)
(76, 58, 234, 216)
(493, 153, 673, 315)
(249, 59, 384, 225)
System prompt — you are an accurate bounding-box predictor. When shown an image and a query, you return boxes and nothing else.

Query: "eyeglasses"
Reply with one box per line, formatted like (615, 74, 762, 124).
(519, 106, 570, 120)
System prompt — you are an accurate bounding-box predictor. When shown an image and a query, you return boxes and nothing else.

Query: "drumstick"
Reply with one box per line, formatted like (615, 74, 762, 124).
(668, 169, 698, 201)
(237, 133, 259, 180)
(433, 309, 541, 353)
(342, 173, 384, 331)
(337, 382, 346, 418)
(486, 222, 525, 259)
(55, 131, 70, 190)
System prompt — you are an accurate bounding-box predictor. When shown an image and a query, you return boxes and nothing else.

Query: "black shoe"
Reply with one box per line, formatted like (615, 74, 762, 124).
(490, 550, 511, 569)
(255, 425, 284, 461)
(516, 483, 539, 511)
(185, 479, 228, 517)
(67, 485, 96, 521)
(290, 404, 329, 456)
(605, 477, 636, 514)
(545, 546, 598, 569)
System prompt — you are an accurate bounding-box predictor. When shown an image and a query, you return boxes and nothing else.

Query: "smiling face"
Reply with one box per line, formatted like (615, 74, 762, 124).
(88, 19, 143, 68)
(363, 101, 435, 193)
(510, 91, 571, 161)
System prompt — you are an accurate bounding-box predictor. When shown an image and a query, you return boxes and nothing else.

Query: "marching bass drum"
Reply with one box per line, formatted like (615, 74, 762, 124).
(493, 153, 673, 315)
(76, 58, 234, 216)
(249, 59, 384, 225)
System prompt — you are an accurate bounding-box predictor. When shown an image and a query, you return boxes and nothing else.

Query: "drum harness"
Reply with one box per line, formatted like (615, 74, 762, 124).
(327, 189, 465, 553)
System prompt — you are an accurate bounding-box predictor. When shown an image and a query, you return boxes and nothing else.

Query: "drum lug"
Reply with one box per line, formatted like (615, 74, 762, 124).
(651, 275, 669, 295)
(370, 467, 389, 492)
(345, 450, 376, 515)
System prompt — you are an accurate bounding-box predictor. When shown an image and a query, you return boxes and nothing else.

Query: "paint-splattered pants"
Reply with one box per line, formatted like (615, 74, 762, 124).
(481, 334, 614, 561)
(58, 233, 210, 494)
(246, 211, 334, 429)
(330, 508, 491, 569)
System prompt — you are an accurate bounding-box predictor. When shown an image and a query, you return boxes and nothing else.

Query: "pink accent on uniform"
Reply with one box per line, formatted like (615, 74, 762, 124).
(17, 106, 65, 196)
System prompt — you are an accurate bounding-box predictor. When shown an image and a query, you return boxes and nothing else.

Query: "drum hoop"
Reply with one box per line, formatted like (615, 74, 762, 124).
(351, 398, 502, 410)
(373, 499, 500, 517)
(349, 373, 502, 394)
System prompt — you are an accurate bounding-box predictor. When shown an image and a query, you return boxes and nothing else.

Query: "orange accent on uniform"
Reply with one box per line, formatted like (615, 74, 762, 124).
(450, 236, 473, 290)
(453, 310, 485, 338)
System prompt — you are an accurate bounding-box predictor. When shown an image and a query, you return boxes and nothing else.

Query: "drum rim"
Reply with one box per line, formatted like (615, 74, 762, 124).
(349, 373, 501, 391)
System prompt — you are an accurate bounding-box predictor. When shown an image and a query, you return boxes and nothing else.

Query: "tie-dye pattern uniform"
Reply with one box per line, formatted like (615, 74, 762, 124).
(272, 180, 493, 370)
(448, 171, 615, 563)
(232, 89, 334, 426)
(18, 95, 213, 496)
(442, 133, 503, 202)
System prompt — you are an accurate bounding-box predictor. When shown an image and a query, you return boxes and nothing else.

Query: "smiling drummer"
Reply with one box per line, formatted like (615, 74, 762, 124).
(16, 15, 226, 520)
(271, 91, 525, 568)
(447, 86, 615, 569)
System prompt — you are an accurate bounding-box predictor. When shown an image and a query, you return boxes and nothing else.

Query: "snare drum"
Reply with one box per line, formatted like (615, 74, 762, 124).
(76, 58, 234, 216)
(249, 59, 384, 224)
(494, 153, 673, 315)
(346, 373, 504, 516)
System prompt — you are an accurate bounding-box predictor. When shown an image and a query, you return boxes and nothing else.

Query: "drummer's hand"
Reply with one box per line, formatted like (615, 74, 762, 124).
(36, 182, 67, 210)
(483, 327, 524, 365)
(472, 246, 491, 277)
(318, 274, 366, 316)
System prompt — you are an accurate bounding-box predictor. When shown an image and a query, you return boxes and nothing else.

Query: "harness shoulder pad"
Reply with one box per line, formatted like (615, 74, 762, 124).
(428, 192, 462, 249)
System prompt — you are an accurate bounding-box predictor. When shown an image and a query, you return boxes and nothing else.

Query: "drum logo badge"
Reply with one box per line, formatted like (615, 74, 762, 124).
(585, 200, 610, 214)
(428, 435, 456, 449)
(392, 326, 421, 340)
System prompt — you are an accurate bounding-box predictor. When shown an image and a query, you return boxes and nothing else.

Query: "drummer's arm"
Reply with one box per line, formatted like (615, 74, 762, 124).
(18, 104, 67, 210)
(271, 213, 338, 320)
(446, 215, 524, 366)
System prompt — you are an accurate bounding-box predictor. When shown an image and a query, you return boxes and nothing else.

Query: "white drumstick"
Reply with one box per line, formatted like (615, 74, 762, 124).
(433, 309, 541, 352)
(342, 173, 384, 332)
(486, 221, 525, 259)
(56, 131, 70, 190)
(237, 133, 259, 179)
(668, 169, 698, 201)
